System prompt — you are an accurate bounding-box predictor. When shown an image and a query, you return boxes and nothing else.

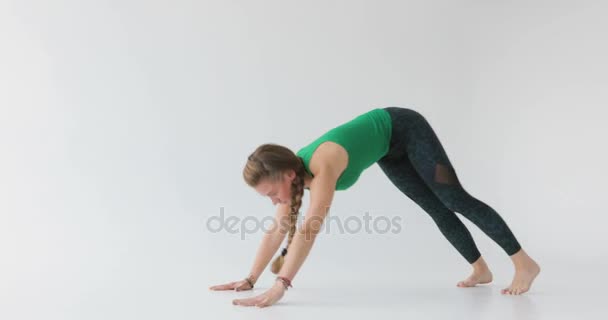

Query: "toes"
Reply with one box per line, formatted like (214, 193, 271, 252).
(457, 280, 475, 288)
(502, 282, 530, 295)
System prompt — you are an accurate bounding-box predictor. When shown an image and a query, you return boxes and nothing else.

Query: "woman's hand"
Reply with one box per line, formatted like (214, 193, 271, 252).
(232, 280, 286, 308)
(209, 278, 253, 292)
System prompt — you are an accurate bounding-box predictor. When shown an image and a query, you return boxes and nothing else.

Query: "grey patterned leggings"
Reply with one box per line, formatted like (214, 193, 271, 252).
(377, 107, 521, 263)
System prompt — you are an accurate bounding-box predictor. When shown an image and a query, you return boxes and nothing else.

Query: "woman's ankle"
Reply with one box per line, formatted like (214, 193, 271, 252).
(471, 256, 490, 272)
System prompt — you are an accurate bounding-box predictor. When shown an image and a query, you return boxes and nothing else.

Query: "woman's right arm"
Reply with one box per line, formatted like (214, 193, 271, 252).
(209, 203, 291, 291)
(245, 202, 291, 284)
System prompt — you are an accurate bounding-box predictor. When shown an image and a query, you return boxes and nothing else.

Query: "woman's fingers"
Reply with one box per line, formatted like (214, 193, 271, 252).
(233, 297, 253, 306)
(236, 280, 255, 291)
(209, 282, 237, 290)
(246, 296, 264, 307)
(256, 296, 271, 308)
(233, 295, 266, 307)
(210, 280, 253, 291)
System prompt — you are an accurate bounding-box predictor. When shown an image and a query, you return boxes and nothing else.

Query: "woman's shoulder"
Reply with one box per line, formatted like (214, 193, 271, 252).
(308, 141, 348, 178)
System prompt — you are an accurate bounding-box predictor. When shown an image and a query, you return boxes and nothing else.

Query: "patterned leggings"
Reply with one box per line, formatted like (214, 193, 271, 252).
(377, 107, 521, 263)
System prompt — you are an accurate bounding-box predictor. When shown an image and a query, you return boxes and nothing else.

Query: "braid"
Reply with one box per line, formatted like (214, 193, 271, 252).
(270, 160, 306, 274)
(287, 173, 305, 245)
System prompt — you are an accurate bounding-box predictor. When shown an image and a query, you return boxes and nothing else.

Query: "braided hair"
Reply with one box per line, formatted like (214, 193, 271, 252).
(242, 143, 307, 274)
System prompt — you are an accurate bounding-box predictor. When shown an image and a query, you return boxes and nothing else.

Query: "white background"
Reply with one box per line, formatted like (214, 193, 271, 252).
(1, 0, 607, 319)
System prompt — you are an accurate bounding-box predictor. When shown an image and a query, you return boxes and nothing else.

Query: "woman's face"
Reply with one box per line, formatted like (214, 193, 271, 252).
(255, 171, 295, 206)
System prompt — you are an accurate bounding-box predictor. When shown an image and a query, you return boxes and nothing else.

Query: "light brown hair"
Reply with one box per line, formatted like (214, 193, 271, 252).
(243, 143, 306, 273)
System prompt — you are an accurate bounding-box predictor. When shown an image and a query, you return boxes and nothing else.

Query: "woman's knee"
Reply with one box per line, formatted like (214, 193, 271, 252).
(435, 187, 473, 212)
(434, 163, 459, 185)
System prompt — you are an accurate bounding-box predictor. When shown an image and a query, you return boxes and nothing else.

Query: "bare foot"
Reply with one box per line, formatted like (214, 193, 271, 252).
(457, 269, 493, 287)
(502, 250, 541, 295)
(457, 256, 493, 287)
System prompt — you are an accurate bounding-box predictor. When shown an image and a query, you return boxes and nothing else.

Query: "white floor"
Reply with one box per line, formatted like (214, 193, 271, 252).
(1, 255, 606, 319)
(205, 262, 606, 320)
(206, 283, 604, 320)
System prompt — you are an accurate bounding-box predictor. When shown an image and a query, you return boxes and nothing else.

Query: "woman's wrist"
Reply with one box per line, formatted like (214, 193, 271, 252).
(245, 274, 257, 288)
(275, 276, 293, 290)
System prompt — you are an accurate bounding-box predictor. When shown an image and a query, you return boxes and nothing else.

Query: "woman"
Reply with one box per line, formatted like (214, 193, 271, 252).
(209, 106, 540, 308)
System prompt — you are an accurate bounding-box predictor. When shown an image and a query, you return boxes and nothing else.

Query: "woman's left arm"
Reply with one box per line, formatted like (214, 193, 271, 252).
(276, 168, 337, 280)
(232, 168, 338, 308)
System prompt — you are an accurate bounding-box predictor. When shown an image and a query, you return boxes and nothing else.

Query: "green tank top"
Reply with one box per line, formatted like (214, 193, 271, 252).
(296, 108, 393, 191)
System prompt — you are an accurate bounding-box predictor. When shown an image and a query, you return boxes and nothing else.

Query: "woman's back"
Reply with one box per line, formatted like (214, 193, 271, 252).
(296, 108, 393, 190)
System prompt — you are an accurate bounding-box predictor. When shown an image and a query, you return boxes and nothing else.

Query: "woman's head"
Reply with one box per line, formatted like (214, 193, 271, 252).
(243, 143, 307, 273)
(253, 171, 294, 205)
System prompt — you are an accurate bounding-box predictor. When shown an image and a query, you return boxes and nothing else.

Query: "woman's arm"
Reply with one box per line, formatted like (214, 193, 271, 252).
(232, 169, 338, 307)
(276, 167, 338, 281)
(210, 201, 291, 292)
(232, 144, 344, 307)
(246, 202, 292, 283)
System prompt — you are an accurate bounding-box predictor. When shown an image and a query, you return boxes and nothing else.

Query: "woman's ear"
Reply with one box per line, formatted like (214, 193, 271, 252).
(285, 169, 296, 182)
